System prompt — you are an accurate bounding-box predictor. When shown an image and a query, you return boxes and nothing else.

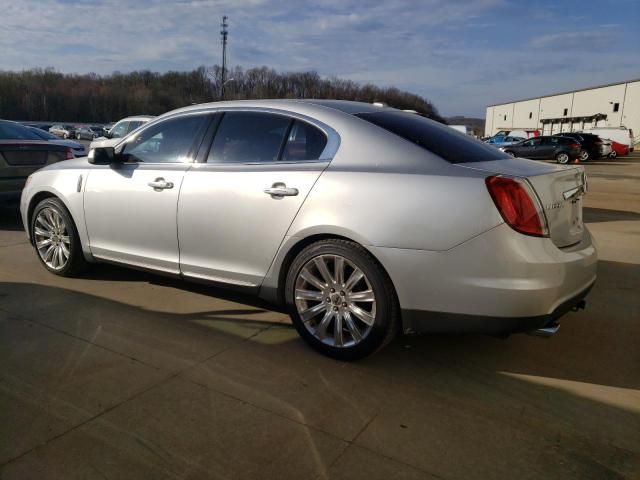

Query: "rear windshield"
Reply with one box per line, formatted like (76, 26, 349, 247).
(355, 111, 510, 163)
(0, 121, 42, 140)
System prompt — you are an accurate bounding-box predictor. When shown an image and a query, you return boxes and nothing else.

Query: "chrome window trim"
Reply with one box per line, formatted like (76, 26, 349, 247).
(134, 107, 341, 164)
(115, 110, 213, 164)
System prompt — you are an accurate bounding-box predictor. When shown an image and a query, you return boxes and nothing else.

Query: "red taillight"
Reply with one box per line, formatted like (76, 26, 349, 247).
(569, 143, 580, 149)
(485, 176, 549, 237)
(64, 148, 74, 160)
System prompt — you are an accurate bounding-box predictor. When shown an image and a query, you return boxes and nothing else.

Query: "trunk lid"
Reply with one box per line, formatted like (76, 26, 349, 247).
(458, 158, 586, 247)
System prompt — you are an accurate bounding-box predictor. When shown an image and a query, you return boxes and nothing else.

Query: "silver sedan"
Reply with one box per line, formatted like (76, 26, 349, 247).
(20, 100, 597, 359)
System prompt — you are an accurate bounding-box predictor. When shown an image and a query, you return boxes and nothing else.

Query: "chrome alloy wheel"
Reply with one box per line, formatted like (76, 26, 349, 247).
(294, 254, 376, 348)
(34, 207, 71, 270)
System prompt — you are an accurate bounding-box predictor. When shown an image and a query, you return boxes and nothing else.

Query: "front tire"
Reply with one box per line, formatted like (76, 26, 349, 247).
(285, 239, 399, 360)
(504, 150, 516, 157)
(556, 152, 570, 164)
(31, 198, 88, 276)
(609, 150, 617, 159)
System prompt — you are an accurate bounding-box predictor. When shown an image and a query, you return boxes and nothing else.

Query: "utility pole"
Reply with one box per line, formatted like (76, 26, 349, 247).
(220, 15, 228, 100)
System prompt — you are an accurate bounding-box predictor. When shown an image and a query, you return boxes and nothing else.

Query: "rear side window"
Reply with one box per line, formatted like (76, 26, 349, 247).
(356, 111, 509, 163)
(208, 112, 291, 163)
(282, 120, 327, 161)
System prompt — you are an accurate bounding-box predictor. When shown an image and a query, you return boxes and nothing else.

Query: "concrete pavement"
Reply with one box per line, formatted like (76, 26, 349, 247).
(0, 155, 639, 479)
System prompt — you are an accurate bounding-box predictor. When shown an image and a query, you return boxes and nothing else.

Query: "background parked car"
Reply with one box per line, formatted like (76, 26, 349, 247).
(608, 140, 630, 158)
(0, 120, 73, 202)
(553, 132, 611, 161)
(49, 124, 77, 139)
(27, 127, 87, 157)
(581, 127, 634, 152)
(484, 135, 525, 147)
(90, 115, 154, 150)
(501, 136, 581, 164)
(75, 126, 99, 140)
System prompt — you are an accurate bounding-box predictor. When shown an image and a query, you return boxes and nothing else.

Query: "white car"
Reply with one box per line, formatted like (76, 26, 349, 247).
(89, 115, 154, 151)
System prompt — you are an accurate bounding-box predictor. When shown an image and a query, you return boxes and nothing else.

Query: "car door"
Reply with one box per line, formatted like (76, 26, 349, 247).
(518, 138, 542, 158)
(83, 113, 210, 273)
(178, 110, 334, 287)
(538, 137, 559, 158)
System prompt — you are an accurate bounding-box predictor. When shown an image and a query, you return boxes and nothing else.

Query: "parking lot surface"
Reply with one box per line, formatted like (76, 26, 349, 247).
(1, 153, 639, 479)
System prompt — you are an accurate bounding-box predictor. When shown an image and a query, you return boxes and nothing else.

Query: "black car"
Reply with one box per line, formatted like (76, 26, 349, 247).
(0, 120, 73, 203)
(501, 136, 581, 164)
(553, 132, 608, 161)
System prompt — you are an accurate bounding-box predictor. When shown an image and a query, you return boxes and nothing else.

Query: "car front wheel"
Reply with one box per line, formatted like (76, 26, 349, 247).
(285, 239, 399, 360)
(31, 198, 88, 276)
(609, 150, 617, 159)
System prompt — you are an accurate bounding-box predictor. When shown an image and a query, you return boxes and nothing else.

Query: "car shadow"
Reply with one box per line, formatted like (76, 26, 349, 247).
(583, 207, 640, 223)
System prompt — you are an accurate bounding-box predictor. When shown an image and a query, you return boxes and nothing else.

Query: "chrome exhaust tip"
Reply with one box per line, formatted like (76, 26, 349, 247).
(528, 322, 560, 337)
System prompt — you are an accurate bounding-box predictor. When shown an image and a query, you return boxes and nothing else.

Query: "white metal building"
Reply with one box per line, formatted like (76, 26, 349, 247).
(485, 79, 640, 144)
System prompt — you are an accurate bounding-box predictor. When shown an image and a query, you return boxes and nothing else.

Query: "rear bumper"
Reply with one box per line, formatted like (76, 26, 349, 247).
(401, 282, 593, 334)
(368, 223, 597, 335)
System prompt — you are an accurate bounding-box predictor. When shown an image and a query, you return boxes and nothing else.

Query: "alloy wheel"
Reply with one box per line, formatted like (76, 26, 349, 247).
(294, 254, 376, 348)
(34, 207, 71, 270)
(557, 152, 569, 164)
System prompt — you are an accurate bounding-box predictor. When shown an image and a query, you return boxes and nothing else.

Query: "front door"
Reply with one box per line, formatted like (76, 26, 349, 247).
(520, 137, 543, 158)
(178, 111, 332, 287)
(83, 113, 209, 273)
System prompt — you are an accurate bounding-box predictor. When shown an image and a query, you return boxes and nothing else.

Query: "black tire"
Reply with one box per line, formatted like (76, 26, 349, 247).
(31, 197, 88, 276)
(609, 150, 617, 159)
(285, 239, 400, 360)
(504, 150, 516, 157)
(555, 151, 570, 164)
(579, 149, 590, 162)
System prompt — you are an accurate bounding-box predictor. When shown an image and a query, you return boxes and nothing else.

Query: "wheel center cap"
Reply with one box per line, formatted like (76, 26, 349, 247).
(331, 293, 342, 305)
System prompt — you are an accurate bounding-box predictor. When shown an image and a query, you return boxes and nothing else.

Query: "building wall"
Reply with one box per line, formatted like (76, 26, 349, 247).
(622, 81, 640, 142)
(485, 80, 640, 143)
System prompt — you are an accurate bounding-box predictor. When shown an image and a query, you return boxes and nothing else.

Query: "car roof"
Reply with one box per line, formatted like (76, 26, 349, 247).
(118, 115, 155, 122)
(168, 99, 397, 118)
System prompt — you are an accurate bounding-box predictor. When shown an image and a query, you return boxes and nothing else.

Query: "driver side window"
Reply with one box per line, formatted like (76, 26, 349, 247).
(523, 138, 540, 147)
(122, 115, 207, 163)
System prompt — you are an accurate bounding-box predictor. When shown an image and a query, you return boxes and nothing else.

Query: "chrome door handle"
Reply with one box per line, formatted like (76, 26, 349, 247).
(264, 186, 299, 197)
(148, 178, 174, 190)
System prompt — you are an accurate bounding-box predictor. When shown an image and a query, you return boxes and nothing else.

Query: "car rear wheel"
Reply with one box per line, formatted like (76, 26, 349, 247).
(31, 198, 88, 276)
(609, 150, 617, 159)
(580, 150, 590, 162)
(555, 152, 570, 164)
(285, 239, 399, 360)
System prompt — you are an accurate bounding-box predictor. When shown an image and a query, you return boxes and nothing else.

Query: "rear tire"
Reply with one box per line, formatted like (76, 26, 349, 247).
(285, 239, 399, 360)
(31, 198, 88, 276)
(609, 150, 617, 159)
(556, 152, 570, 164)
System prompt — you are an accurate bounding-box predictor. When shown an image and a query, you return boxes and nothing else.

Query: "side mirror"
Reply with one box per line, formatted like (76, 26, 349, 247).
(88, 147, 118, 164)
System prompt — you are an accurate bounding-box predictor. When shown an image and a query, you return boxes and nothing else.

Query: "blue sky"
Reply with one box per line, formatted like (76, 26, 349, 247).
(2, 0, 638, 116)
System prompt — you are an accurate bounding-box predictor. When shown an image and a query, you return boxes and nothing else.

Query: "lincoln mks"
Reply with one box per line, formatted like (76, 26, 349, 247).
(20, 100, 597, 359)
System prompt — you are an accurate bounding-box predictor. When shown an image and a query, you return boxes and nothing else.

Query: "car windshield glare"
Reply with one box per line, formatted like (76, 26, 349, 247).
(356, 111, 510, 163)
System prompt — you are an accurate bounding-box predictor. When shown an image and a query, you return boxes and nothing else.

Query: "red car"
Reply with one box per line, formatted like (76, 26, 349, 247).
(609, 140, 630, 158)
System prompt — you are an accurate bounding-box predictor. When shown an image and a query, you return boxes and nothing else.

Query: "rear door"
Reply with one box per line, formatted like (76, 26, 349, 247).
(178, 111, 332, 287)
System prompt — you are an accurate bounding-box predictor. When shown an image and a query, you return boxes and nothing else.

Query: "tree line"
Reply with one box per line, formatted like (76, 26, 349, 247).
(0, 66, 446, 124)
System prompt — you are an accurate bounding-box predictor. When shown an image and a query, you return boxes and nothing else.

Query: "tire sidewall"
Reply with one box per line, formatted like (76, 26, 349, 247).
(556, 152, 569, 164)
(31, 198, 83, 276)
(285, 241, 395, 360)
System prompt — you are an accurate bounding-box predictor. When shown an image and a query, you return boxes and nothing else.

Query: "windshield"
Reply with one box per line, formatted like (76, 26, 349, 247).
(0, 120, 42, 140)
(356, 111, 510, 163)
